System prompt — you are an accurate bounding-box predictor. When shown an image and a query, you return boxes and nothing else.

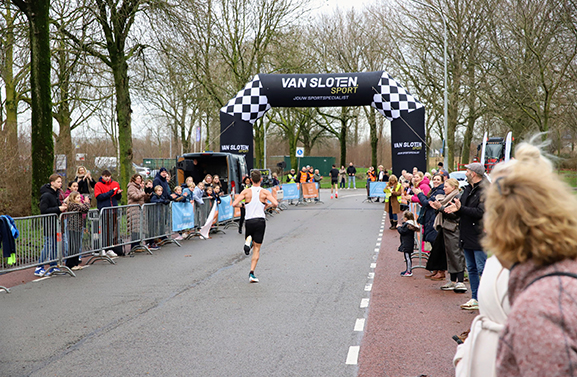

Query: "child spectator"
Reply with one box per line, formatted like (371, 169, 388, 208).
(151, 185, 169, 205)
(205, 186, 215, 200)
(193, 182, 205, 229)
(203, 174, 214, 188)
(172, 185, 186, 202)
(397, 211, 420, 277)
(213, 185, 222, 204)
(65, 191, 90, 270)
(213, 175, 223, 193)
(64, 181, 82, 201)
(182, 177, 195, 201)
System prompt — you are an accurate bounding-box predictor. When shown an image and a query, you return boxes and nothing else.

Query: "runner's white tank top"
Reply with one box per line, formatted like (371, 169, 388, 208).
(245, 186, 266, 220)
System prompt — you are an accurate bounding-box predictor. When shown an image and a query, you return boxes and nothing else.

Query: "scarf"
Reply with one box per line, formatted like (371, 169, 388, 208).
(433, 188, 460, 230)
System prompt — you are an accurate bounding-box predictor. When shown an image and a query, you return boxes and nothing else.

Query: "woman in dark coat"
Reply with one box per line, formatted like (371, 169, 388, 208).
(415, 174, 447, 279)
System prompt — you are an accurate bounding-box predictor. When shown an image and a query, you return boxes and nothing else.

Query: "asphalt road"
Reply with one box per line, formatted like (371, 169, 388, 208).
(1, 189, 386, 377)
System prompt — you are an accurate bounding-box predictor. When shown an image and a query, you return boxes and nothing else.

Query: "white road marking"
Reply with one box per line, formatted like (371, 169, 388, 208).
(375, 243, 381, 247)
(374, 248, 380, 252)
(346, 346, 360, 365)
(354, 318, 365, 331)
(370, 263, 376, 268)
(360, 298, 370, 308)
(364, 284, 372, 291)
(368, 272, 374, 279)
(377, 237, 382, 241)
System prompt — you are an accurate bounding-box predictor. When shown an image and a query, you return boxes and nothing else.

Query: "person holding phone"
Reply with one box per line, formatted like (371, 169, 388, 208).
(74, 166, 96, 201)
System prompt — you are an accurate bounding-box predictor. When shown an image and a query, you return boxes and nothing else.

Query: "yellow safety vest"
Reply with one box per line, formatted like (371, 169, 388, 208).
(384, 183, 402, 203)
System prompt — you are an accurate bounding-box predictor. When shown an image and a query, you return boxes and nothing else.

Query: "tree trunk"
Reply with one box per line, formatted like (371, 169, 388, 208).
(112, 55, 133, 203)
(13, 0, 53, 214)
(4, 4, 18, 160)
(339, 120, 347, 167)
(367, 107, 378, 168)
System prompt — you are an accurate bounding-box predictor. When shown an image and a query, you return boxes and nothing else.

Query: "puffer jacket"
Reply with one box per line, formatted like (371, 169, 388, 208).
(39, 184, 62, 215)
(416, 184, 444, 243)
(94, 177, 121, 210)
(496, 258, 577, 377)
(411, 176, 431, 202)
(397, 220, 420, 253)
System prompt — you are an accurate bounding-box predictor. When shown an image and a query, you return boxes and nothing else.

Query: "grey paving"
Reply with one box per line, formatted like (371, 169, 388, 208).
(0, 190, 385, 377)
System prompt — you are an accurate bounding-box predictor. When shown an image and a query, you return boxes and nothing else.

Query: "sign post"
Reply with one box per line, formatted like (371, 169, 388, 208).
(296, 147, 304, 170)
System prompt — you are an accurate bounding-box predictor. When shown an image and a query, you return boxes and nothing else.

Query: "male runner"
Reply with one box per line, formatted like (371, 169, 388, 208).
(329, 164, 339, 199)
(232, 170, 278, 283)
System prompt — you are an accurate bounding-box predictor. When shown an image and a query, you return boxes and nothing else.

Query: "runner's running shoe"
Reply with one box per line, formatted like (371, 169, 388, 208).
(244, 236, 253, 255)
(401, 270, 413, 277)
(34, 267, 46, 277)
(249, 272, 259, 283)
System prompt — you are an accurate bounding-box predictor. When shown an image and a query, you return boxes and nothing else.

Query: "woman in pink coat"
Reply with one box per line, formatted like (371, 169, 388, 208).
(408, 171, 431, 203)
(483, 142, 577, 377)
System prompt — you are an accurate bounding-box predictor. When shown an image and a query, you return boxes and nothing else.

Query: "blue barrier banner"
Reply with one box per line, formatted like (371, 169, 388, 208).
(282, 183, 299, 200)
(172, 202, 195, 231)
(369, 182, 388, 197)
(218, 195, 234, 222)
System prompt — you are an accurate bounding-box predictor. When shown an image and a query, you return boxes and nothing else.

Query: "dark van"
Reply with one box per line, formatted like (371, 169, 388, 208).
(176, 152, 248, 194)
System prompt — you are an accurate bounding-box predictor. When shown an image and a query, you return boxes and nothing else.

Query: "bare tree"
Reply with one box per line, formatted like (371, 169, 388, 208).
(484, 0, 577, 144)
(12, 0, 52, 213)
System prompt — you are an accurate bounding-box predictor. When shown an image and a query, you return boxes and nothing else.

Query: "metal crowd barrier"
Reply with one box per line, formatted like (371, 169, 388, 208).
(60, 210, 96, 275)
(0, 214, 61, 277)
(141, 202, 181, 248)
(1, 195, 294, 282)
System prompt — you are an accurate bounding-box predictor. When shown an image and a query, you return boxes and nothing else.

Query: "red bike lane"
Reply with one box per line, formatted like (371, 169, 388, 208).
(358, 228, 476, 377)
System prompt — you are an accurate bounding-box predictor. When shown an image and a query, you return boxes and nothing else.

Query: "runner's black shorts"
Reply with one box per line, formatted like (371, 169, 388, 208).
(331, 178, 338, 184)
(245, 218, 266, 244)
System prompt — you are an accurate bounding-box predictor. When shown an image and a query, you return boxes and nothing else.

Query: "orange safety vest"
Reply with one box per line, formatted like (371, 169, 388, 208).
(299, 172, 307, 183)
(368, 171, 376, 182)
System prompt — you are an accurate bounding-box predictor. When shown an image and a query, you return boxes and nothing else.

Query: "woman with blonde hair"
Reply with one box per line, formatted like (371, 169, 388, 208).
(384, 175, 403, 229)
(483, 142, 577, 377)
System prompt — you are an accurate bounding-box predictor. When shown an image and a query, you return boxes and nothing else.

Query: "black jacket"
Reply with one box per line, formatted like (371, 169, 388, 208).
(153, 172, 172, 201)
(397, 221, 420, 253)
(39, 184, 62, 215)
(150, 193, 170, 205)
(346, 165, 356, 175)
(457, 178, 487, 250)
(416, 184, 444, 243)
(74, 175, 96, 195)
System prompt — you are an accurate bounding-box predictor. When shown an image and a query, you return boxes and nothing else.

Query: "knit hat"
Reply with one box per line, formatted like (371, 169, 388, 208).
(159, 167, 168, 173)
(464, 162, 485, 176)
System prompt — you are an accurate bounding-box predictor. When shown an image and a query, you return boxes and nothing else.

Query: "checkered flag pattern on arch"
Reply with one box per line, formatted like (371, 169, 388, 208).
(221, 75, 271, 124)
(371, 72, 423, 121)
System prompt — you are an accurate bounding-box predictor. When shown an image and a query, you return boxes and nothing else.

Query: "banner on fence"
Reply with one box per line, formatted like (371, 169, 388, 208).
(369, 182, 388, 198)
(302, 183, 318, 199)
(172, 202, 195, 232)
(218, 195, 234, 222)
(282, 183, 299, 200)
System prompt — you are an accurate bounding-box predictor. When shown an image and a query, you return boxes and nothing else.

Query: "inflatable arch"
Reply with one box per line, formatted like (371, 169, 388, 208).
(220, 71, 426, 175)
